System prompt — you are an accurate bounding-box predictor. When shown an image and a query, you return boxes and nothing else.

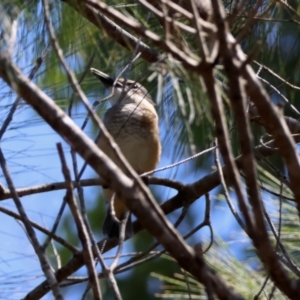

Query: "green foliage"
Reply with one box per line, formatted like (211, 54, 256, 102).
(3, 0, 300, 298)
(153, 242, 289, 299)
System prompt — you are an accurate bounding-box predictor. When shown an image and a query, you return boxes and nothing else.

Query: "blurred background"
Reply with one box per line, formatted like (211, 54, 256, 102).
(1, 0, 300, 299)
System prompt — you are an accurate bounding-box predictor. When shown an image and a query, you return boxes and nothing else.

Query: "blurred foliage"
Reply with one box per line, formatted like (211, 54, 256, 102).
(153, 241, 289, 299)
(2, 0, 300, 298)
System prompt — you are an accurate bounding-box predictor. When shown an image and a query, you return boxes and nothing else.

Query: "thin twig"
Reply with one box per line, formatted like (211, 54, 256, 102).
(42, 200, 67, 250)
(0, 46, 51, 139)
(0, 205, 78, 252)
(214, 140, 246, 231)
(0, 148, 63, 299)
(56, 143, 102, 300)
(141, 146, 216, 176)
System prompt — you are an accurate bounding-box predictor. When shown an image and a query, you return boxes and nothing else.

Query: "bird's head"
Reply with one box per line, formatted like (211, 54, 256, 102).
(91, 68, 153, 106)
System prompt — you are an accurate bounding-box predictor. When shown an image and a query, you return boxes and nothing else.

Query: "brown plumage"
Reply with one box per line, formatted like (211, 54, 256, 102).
(91, 68, 161, 238)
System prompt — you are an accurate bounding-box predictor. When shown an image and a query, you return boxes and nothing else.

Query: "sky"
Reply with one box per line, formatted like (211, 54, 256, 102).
(0, 6, 252, 299)
(0, 84, 246, 299)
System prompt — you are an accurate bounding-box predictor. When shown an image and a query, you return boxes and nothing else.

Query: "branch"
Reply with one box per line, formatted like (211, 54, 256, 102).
(211, 0, 300, 298)
(0, 178, 104, 200)
(22, 139, 282, 300)
(56, 143, 102, 299)
(61, 0, 160, 63)
(0, 52, 243, 300)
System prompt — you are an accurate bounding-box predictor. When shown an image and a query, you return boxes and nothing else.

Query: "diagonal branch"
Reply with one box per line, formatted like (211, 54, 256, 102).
(211, 0, 300, 298)
(21, 140, 284, 300)
(0, 52, 244, 300)
(61, 0, 160, 63)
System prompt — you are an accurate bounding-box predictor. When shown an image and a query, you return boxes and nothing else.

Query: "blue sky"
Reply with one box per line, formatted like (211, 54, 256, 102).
(0, 7, 253, 299)
(0, 90, 247, 299)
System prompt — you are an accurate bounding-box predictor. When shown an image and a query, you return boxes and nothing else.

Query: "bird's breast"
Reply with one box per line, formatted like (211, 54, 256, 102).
(104, 102, 159, 139)
(99, 101, 161, 173)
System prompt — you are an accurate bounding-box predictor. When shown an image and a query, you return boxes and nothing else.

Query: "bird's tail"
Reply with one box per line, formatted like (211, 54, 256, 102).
(102, 210, 133, 239)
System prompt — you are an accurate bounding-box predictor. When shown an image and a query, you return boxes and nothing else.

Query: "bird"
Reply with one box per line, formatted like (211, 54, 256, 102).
(91, 68, 161, 239)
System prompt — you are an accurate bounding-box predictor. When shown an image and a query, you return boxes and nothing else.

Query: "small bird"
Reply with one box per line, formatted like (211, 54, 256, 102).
(91, 68, 161, 239)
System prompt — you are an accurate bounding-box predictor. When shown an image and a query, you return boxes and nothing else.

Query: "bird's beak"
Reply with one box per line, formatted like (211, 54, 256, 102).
(90, 68, 115, 88)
